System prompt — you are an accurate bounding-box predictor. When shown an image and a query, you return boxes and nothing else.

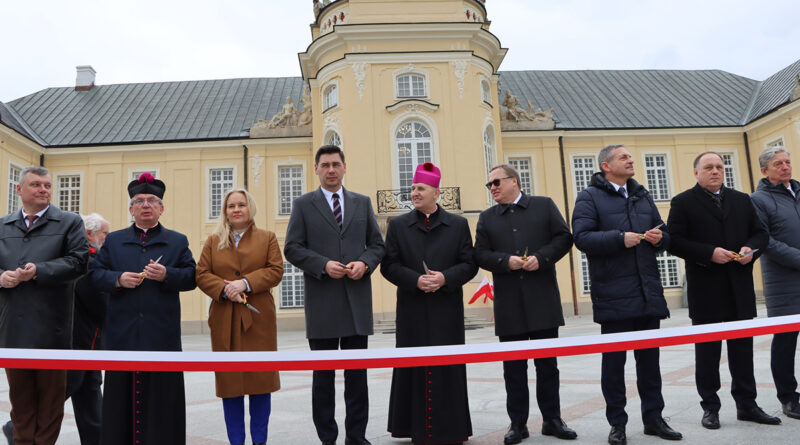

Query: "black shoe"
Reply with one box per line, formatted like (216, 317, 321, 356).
(344, 438, 372, 445)
(2, 420, 12, 445)
(737, 406, 781, 425)
(701, 410, 720, 429)
(503, 422, 530, 445)
(644, 417, 682, 440)
(321, 441, 335, 445)
(541, 418, 577, 440)
(607, 424, 626, 445)
(783, 400, 800, 419)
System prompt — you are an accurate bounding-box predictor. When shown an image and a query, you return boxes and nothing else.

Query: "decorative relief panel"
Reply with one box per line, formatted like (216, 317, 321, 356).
(451, 60, 468, 100)
(352, 62, 368, 100)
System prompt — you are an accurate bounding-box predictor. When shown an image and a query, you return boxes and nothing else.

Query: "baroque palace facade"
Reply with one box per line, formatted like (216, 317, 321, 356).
(1, 0, 799, 331)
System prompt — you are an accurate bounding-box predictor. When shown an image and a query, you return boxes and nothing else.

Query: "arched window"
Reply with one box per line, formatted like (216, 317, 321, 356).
(483, 126, 496, 174)
(481, 79, 491, 104)
(397, 74, 426, 98)
(396, 121, 433, 200)
(323, 83, 338, 111)
(325, 130, 342, 148)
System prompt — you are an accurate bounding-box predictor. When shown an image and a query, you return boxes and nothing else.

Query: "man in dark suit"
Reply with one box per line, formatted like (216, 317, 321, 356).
(572, 144, 681, 445)
(474, 163, 577, 444)
(284, 145, 385, 445)
(0, 166, 89, 445)
(668, 151, 778, 429)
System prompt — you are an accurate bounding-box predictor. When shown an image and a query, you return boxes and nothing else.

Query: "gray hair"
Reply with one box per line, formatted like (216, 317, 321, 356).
(598, 144, 624, 167)
(20, 166, 49, 182)
(489, 163, 521, 189)
(81, 213, 109, 233)
(758, 146, 790, 169)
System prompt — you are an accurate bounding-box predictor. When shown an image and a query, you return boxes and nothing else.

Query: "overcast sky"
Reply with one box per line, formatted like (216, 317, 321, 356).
(2, 0, 798, 103)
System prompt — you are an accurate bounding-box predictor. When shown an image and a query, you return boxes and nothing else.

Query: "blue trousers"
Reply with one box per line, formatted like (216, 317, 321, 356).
(222, 393, 272, 444)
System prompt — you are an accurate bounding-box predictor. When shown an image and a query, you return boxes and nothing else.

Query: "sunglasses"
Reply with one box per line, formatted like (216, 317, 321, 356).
(485, 176, 512, 190)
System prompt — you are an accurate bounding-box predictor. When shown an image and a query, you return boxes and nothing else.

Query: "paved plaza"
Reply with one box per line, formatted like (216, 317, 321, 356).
(2, 305, 799, 444)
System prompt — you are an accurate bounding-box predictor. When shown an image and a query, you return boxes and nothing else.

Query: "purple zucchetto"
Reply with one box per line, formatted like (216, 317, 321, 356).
(127, 172, 166, 199)
(412, 162, 441, 188)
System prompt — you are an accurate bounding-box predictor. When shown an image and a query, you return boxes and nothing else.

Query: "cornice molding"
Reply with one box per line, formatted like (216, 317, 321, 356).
(385, 99, 440, 114)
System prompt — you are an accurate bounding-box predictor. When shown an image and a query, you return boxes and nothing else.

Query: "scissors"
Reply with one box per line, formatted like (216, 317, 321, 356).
(521, 247, 529, 261)
(423, 260, 430, 274)
(640, 223, 664, 240)
(138, 255, 163, 285)
(242, 296, 261, 314)
(730, 248, 759, 259)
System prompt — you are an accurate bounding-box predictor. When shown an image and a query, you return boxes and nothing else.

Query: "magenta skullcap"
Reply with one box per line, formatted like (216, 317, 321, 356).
(412, 162, 441, 188)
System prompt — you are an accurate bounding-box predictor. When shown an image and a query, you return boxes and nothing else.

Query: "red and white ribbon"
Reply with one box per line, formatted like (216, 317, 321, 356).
(1, 315, 799, 372)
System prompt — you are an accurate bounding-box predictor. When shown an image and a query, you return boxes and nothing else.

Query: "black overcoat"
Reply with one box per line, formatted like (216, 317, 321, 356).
(381, 207, 476, 444)
(667, 184, 768, 322)
(0, 205, 89, 349)
(474, 194, 572, 336)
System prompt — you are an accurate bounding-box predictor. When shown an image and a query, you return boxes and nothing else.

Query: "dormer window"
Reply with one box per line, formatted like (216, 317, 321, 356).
(397, 74, 426, 98)
(323, 83, 338, 111)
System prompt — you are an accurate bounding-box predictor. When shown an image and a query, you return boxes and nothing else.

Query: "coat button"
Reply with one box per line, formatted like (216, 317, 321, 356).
(235, 271, 241, 276)
(513, 228, 517, 232)
(139, 312, 144, 318)
(23, 238, 29, 242)
(141, 248, 146, 253)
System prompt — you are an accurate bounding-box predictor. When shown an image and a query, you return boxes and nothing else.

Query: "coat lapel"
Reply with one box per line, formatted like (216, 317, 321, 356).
(691, 184, 723, 221)
(312, 188, 340, 231)
(341, 188, 356, 233)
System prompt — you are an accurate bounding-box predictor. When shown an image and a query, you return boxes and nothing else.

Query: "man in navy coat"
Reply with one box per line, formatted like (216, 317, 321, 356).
(572, 144, 681, 445)
(89, 173, 196, 445)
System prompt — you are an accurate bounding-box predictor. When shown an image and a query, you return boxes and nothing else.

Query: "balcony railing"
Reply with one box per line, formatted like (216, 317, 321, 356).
(377, 187, 461, 213)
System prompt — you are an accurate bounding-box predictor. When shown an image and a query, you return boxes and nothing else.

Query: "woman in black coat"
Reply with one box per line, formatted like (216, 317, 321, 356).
(381, 163, 477, 445)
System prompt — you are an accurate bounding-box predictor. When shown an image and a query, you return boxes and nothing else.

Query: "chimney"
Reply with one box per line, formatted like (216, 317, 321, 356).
(75, 65, 96, 91)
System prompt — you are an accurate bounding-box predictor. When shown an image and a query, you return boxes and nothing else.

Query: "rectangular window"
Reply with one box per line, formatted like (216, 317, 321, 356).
(657, 251, 681, 288)
(766, 137, 785, 149)
(7, 165, 21, 214)
(508, 157, 532, 195)
(397, 74, 426, 98)
(572, 156, 595, 193)
(644, 154, 670, 200)
(281, 262, 305, 308)
(580, 252, 591, 293)
(58, 175, 81, 213)
(720, 153, 737, 189)
(279, 166, 303, 215)
(209, 168, 234, 219)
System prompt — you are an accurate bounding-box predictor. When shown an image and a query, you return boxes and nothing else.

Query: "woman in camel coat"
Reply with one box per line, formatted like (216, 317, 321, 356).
(196, 188, 283, 445)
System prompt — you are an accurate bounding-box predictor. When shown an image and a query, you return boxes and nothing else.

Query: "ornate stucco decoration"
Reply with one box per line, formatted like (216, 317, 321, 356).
(250, 155, 265, 186)
(500, 90, 556, 131)
(451, 60, 468, 99)
(792, 73, 800, 102)
(385, 99, 440, 115)
(318, 1, 349, 35)
(249, 86, 313, 138)
(464, 7, 484, 22)
(352, 62, 368, 100)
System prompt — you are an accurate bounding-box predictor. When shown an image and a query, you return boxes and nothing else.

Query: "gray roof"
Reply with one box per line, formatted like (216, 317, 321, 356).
(744, 59, 800, 123)
(6, 77, 305, 147)
(0, 102, 39, 143)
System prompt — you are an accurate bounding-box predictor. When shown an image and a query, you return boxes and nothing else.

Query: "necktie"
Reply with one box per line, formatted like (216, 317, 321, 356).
(710, 193, 722, 209)
(619, 187, 627, 198)
(25, 214, 37, 230)
(332, 193, 342, 228)
(234, 232, 242, 248)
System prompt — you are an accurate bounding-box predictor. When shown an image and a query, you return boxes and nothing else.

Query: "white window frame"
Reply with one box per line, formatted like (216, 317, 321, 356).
(393, 65, 429, 100)
(325, 130, 343, 148)
(718, 151, 739, 190)
(7, 162, 22, 215)
(657, 251, 682, 288)
(389, 111, 440, 191)
(206, 166, 237, 221)
(280, 261, 305, 309)
(579, 251, 591, 294)
(641, 151, 673, 201)
(483, 124, 497, 205)
(766, 136, 786, 150)
(276, 162, 305, 218)
(569, 153, 597, 198)
(56, 172, 83, 213)
(322, 80, 339, 112)
(506, 154, 535, 196)
(480, 77, 492, 105)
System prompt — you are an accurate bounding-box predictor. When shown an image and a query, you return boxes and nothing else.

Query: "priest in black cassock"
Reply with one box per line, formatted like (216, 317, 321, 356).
(89, 173, 197, 445)
(381, 162, 478, 445)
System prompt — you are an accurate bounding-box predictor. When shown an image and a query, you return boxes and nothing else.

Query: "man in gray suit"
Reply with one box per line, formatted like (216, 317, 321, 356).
(284, 145, 385, 445)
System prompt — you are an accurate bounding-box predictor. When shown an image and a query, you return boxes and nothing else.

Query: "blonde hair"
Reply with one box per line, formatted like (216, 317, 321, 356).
(212, 188, 258, 250)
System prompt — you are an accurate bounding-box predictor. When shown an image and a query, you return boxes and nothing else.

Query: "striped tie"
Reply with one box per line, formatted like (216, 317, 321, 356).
(332, 193, 342, 228)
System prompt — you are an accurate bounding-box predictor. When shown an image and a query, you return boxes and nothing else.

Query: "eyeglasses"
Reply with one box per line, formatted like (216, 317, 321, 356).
(485, 176, 512, 190)
(132, 198, 162, 206)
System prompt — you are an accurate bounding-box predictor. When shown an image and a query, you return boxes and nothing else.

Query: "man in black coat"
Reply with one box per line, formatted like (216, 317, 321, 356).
(572, 144, 681, 445)
(668, 151, 778, 429)
(0, 166, 89, 445)
(381, 162, 477, 445)
(474, 163, 577, 444)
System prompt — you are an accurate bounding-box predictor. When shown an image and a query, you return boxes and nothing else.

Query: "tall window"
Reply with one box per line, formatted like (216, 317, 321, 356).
(508, 157, 532, 195)
(481, 79, 491, 104)
(657, 251, 681, 288)
(209, 168, 234, 219)
(58, 175, 81, 213)
(7, 165, 20, 214)
(397, 74, 426, 98)
(644, 154, 670, 200)
(572, 156, 595, 193)
(281, 262, 305, 308)
(720, 153, 737, 189)
(483, 127, 496, 174)
(279, 166, 303, 215)
(323, 84, 338, 111)
(325, 131, 342, 148)
(580, 252, 591, 293)
(396, 121, 433, 202)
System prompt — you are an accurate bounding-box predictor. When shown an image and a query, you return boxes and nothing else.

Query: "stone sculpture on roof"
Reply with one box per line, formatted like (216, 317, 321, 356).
(249, 86, 313, 138)
(500, 90, 556, 130)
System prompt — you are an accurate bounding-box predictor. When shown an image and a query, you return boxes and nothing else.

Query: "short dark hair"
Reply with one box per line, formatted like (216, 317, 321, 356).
(693, 151, 723, 169)
(315, 145, 345, 165)
(489, 163, 521, 189)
